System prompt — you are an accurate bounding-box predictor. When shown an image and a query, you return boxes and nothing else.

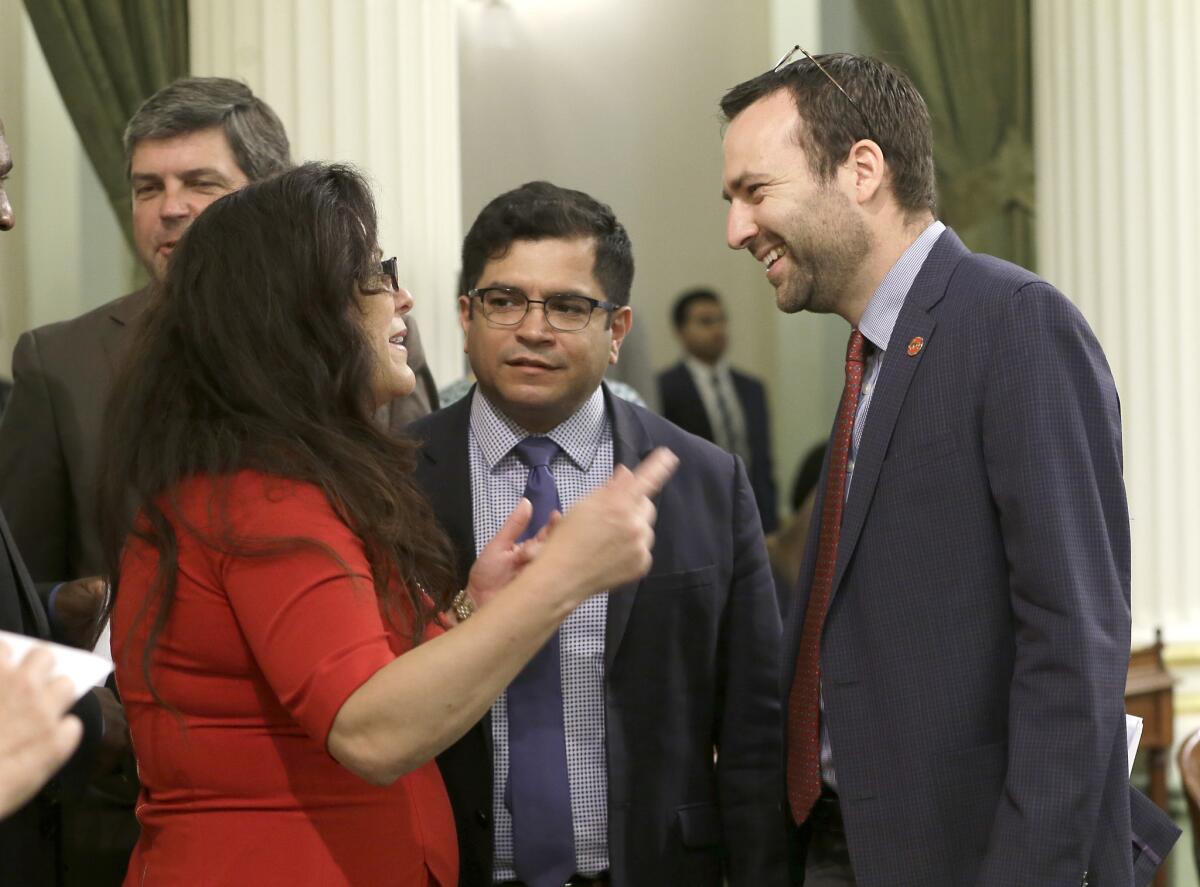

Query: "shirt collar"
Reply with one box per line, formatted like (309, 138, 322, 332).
(857, 219, 945, 353)
(469, 385, 607, 472)
(683, 355, 729, 380)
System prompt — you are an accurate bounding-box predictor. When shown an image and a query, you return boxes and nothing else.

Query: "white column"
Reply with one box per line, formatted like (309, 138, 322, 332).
(1034, 0, 1200, 646)
(190, 0, 463, 387)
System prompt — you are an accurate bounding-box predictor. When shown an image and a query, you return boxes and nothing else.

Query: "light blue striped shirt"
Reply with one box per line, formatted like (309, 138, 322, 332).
(468, 387, 612, 879)
(847, 220, 945, 493)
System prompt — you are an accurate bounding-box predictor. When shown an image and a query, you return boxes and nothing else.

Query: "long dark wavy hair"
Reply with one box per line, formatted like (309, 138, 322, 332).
(98, 162, 458, 701)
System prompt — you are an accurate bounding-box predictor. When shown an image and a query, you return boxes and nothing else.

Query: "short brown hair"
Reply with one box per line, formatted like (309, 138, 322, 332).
(720, 53, 936, 217)
(124, 77, 292, 182)
(461, 181, 635, 307)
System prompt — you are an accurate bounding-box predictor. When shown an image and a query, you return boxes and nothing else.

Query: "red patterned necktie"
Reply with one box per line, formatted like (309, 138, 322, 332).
(786, 328, 866, 824)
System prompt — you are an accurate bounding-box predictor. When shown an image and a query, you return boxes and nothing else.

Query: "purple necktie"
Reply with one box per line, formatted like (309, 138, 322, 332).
(507, 436, 575, 887)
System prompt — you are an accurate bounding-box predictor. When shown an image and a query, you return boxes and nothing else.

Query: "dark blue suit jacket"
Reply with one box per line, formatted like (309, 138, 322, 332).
(409, 386, 787, 887)
(786, 229, 1177, 885)
(657, 363, 778, 533)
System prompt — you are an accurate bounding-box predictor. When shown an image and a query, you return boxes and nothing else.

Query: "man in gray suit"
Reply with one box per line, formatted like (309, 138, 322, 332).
(719, 51, 1178, 885)
(0, 78, 437, 886)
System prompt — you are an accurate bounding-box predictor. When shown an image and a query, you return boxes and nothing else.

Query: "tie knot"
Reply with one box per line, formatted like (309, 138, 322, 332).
(514, 435, 561, 469)
(846, 329, 866, 365)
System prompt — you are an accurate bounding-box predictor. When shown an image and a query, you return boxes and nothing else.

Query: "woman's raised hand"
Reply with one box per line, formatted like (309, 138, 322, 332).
(534, 447, 678, 599)
(465, 498, 555, 610)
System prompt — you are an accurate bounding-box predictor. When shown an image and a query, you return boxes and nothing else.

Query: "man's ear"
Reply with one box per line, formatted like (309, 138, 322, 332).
(847, 138, 886, 206)
(458, 295, 472, 350)
(609, 306, 633, 365)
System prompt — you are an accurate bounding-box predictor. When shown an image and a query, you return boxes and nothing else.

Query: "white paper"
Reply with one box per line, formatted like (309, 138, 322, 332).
(92, 621, 112, 664)
(1126, 714, 1143, 776)
(0, 629, 113, 701)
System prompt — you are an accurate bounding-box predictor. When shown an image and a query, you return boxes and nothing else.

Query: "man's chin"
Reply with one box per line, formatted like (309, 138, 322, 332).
(775, 288, 806, 314)
(773, 272, 815, 315)
(139, 253, 168, 284)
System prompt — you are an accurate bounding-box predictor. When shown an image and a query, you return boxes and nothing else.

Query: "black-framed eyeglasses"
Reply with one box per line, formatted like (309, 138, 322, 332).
(772, 45, 878, 148)
(378, 256, 399, 293)
(468, 286, 618, 332)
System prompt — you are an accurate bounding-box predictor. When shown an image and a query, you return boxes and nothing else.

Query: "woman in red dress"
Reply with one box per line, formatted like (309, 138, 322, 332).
(98, 164, 674, 886)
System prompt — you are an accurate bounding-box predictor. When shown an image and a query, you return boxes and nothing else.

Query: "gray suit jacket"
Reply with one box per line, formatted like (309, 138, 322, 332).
(785, 228, 1177, 885)
(0, 288, 437, 583)
(409, 387, 788, 887)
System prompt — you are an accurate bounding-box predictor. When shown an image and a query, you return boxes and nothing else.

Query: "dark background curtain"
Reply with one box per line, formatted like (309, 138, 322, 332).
(855, 0, 1034, 267)
(21, 0, 189, 248)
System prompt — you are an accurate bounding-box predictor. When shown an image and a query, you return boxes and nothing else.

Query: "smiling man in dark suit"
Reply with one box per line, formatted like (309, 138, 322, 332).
(657, 287, 778, 533)
(409, 181, 785, 887)
(720, 51, 1178, 886)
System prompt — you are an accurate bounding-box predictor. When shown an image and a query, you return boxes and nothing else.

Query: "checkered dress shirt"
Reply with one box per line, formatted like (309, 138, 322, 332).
(468, 387, 612, 880)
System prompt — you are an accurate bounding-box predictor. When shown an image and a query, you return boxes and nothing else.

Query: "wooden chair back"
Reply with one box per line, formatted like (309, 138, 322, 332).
(1179, 727, 1200, 876)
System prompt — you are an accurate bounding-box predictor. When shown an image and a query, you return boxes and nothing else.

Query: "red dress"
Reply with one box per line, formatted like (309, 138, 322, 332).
(112, 471, 458, 886)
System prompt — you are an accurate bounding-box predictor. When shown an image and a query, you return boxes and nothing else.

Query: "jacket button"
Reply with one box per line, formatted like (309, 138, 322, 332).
(475, 808, 491, 826)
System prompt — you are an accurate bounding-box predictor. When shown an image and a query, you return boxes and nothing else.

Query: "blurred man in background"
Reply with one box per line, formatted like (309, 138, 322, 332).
(657, 287, 778, 531)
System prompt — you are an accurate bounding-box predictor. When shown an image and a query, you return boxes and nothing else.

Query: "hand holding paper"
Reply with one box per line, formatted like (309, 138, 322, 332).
(0, 629, 113, 698)
(0, 635, 100, 817)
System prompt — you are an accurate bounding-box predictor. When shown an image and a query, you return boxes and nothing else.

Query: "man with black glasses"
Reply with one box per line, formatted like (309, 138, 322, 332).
(719, 50, 1178, 885)
(409, 181, 786, 887)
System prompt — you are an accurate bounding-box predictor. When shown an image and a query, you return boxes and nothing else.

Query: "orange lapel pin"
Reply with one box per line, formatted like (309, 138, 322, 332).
(906, 336, 925, 356)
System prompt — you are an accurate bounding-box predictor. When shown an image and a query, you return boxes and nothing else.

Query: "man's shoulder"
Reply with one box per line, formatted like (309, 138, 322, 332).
(615, 397, 731, 465)
(946, 252, 1082, 329)
(729, 365, 766, 390)
(919, 228, 1045, 316)
(407, 395, 472, 447)
(655, 362, 691, 389)
(655, 363, 692, 407)
(954, 250, 1043, 292)
(22, 290, 146, 354)
(656, 361, 687, 380)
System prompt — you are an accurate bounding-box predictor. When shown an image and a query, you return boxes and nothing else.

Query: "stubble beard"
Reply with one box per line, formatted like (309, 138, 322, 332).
(775, 188, 872, 317)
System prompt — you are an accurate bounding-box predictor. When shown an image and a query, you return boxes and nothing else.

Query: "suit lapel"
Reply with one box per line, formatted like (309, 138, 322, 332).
(604, 388, 653, 670)
(99, 287, 152, 379)
(0, 507, 49, 639)
(672, 364, 714, 441)
(412, 395, 491, 759)
(412, 396, 476, 585)
(831, 230, 970, 594)
(730, 370, 753, 412)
